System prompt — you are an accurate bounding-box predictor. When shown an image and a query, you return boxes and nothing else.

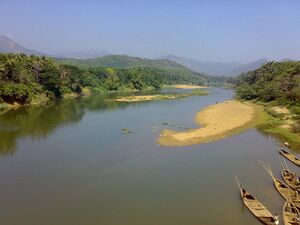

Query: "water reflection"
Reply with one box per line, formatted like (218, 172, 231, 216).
(0, 94, 130, 154)
(0, 90, 182, 154)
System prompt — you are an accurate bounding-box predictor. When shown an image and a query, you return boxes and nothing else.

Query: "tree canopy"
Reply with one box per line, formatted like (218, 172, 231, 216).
(0, 53, 207, 105)
(231, 61, 300, 104)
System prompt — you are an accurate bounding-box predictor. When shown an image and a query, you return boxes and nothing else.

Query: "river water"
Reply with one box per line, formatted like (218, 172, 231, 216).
(0, 88, 296, 225)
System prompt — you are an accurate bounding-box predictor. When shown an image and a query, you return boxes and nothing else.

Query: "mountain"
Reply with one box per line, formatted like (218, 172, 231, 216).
(0, 35, 45, 55)
(159, 55, 268, 77)
(60, 55, 185, 68)
(0, 35, 112, 59)
(229, 58, 269, 76)
(59, 55, 210, 84)
(57, 49, 110, 59)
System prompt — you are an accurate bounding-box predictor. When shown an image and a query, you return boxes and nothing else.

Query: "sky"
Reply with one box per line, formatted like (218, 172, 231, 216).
(0, 0, 300, 62)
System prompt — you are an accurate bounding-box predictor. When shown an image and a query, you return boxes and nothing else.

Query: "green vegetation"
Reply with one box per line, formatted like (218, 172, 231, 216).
(231, 61, 300, 149)
(0, 53, 209, 108)
(58, 55, 209, 84)
(231, 61, 300, 104)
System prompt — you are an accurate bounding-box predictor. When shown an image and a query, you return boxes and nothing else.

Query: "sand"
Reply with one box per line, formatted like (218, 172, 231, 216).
(158, 100, 256, 146)
(171, 85, 208, 89)
(113, 95, 175, 102)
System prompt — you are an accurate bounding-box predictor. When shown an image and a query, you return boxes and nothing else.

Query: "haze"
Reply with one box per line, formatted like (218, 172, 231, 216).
(1, 0, 300, 62)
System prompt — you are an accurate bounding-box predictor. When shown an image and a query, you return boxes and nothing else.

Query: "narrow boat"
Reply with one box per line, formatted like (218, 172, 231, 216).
(283, 201, 300, 225)
(260, 161, 300, 210)
(279, 149, 300, 167)
(281, 162, 300, 192)
(235, 177, 279, 225)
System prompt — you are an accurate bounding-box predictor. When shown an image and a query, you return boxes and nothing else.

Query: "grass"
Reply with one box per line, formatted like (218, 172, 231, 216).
(253, 102, 300, 150)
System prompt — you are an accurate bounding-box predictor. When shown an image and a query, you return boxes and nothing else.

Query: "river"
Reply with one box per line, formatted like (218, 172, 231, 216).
(0, 88, 294, 225)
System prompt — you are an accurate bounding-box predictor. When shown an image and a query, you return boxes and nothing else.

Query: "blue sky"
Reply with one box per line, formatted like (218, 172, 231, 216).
(1, 0, 300, 62)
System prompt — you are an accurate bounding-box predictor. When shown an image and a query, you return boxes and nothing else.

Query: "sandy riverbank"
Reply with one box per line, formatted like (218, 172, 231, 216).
(158, 100, 256, 146)
(113, 95, 176, 102)
(171, 85, 208, 89)
(112, 89, 208, 102)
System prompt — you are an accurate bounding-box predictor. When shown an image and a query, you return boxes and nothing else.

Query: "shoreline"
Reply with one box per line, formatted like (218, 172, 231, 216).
(158, 100, 260, 147)
(170, 84, 208, 89)
(0, 86, 209, 113)
(254, 102, 300, 150)
(111, 89, 208, 103)
(158, 99, 300, 150)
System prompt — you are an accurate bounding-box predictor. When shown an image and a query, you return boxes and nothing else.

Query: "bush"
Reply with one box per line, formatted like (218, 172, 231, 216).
(0, 83, 32, 103)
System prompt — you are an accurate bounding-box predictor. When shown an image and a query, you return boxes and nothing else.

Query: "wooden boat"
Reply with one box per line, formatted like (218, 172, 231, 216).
(283, 201, 300, 225)
(279, 149, 300, 167)
(235, 177, 279, 225)
(260, 161, 300, 210)
(281, 162, 300, 192)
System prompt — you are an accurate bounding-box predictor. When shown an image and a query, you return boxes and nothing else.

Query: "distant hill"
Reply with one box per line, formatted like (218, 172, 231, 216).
(59, 55, 209, 84)
(0, 35, 110, 59)
(60, 55, 185, 68)
(0, 35, 45, 55)
(159, 55, 268, 77)
(57, 49, 110, 59)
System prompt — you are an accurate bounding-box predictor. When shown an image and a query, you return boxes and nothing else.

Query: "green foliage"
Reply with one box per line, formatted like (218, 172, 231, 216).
(232, 61, 300, 104)
(1, 53, 211, 105)
(0, 83, 32, 103)
(58, 55, 208, 85)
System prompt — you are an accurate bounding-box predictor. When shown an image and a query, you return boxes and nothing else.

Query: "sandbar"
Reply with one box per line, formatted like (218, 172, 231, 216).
(158, 100, 256, 146)
(171, 85, 208, 89)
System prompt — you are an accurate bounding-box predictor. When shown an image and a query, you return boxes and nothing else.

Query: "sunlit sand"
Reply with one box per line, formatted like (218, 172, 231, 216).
(171, 85, 208, 89)
(158, 100, 256, 146)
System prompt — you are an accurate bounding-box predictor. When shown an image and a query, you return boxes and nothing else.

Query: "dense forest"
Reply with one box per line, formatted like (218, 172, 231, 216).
(0, 53, 208, 106)
(59, 55, 208, 83)
(231, 61, 300, 105)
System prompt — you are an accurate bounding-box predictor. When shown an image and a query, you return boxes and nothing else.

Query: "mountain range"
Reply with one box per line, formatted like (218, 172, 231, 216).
(56, 49, 110, 59)
(158, 55, 269, 77)
(0, 35, 269, 76)
(0, 35, 109, 59)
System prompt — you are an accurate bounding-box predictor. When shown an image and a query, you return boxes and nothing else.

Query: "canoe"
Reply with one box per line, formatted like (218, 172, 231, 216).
(282, 168, 300, 192)
(279, 149, 300, 167)
(236, 177, 279, 225)
(274, 178, 300, 209)
(283, 201, 300, 225)
(260, 161, 300, 210)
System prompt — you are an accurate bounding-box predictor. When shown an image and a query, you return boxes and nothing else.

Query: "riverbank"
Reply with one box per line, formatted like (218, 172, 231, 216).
(111, 89, 208, 102)
(170, 85, 208, 89)
(158, 100, 259, 146)
(255, 102, 300, 150)
(158, 99, 300, 149)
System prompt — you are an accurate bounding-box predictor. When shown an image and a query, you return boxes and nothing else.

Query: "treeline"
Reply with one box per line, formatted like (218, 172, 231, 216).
(0, 53, 205, 105)
(230, 61, 300, 104)
(59, 55, 208, 84)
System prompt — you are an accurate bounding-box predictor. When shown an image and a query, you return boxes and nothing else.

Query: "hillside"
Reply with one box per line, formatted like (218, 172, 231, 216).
(60, 55, 192, 69)
(57, 49, 110, 59)
(232, 61, 300, 104)
(59, 55, 208, 84)
(0, 35, 44, 55)
(159, 55, 268, 77)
